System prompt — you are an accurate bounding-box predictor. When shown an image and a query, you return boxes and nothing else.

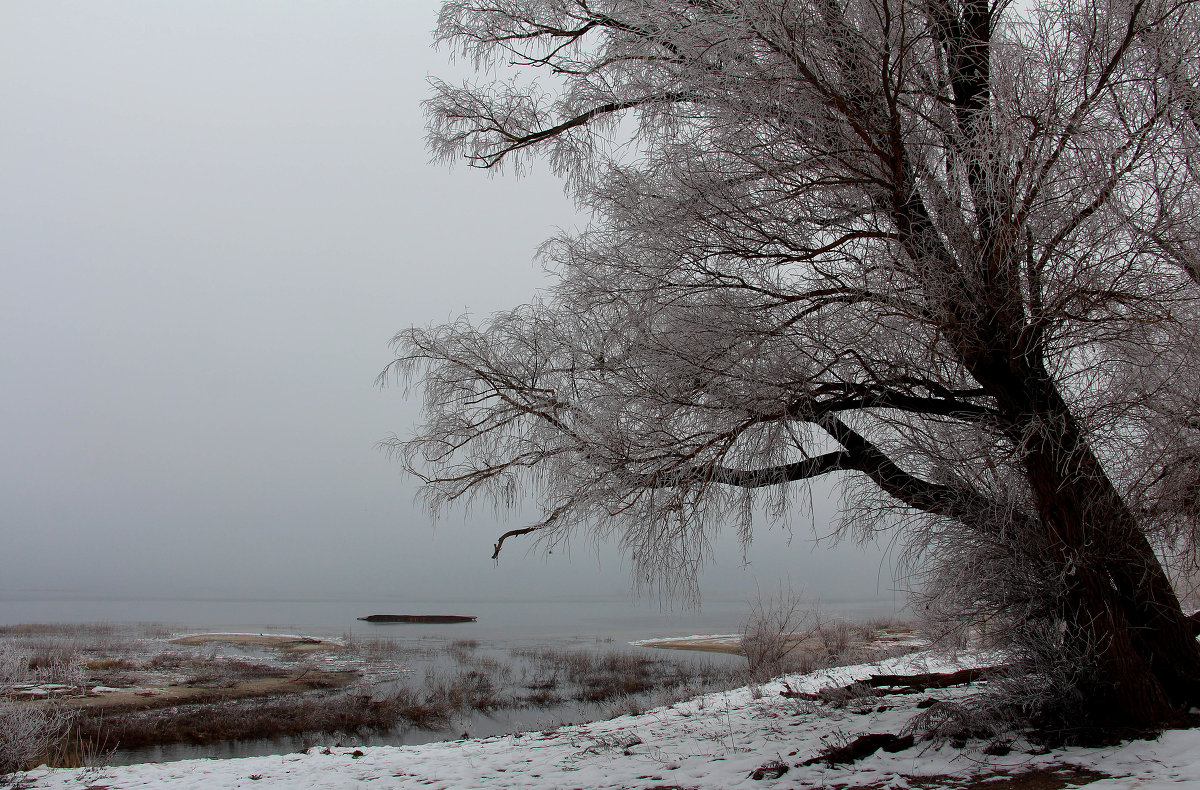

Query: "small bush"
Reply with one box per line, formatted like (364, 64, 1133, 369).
(383, 687, 453, 730)
(421, 666, 510, 711)
(182, 659, 290, 688)
(0, 703, 77, 774)
(0, 645, 30, 687)
(1, 642, 83, 775)
(522, 688, 563, 707)
(741, 585, 817, 680)
(741, 587, 904, 681)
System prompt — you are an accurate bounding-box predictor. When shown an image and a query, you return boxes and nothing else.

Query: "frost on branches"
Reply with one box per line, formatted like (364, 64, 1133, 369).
(382, 0, 1200, 733)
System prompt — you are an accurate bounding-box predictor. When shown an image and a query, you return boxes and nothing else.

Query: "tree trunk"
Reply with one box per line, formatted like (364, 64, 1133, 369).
(993, 367, 1200, 731)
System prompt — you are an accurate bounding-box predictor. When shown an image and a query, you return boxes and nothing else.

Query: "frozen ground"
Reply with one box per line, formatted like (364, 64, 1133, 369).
(10, 649, 1200, 789)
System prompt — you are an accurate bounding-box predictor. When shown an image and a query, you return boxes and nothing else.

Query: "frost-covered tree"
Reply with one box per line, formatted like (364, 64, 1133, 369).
(384, 0, 1200, 731)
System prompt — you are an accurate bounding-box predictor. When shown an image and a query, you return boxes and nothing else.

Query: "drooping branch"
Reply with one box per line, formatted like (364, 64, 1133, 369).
(491, 499, 575, 560)
(458, 93, 698, 168)
(491, 524, 545, 560)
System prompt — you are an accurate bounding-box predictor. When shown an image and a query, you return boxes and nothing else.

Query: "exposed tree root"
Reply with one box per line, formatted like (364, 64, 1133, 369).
(801, 732, 915, 766)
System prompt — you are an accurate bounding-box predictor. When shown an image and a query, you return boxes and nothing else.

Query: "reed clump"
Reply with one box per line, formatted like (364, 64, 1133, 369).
(511, 647, 735, 705)
(73, 690, 405, 750)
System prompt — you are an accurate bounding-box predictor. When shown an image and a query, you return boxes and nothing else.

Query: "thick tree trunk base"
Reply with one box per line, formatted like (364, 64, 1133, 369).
(1031, 710, 1200, 748)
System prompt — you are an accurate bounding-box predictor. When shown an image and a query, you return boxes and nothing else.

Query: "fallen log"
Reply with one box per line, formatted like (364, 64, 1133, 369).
(861, 666, 1011, 690)
(357, 615, 477, 624)
(781, 665, 1011, 700)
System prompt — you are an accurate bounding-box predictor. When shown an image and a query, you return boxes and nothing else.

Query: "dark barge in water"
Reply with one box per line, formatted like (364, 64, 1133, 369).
(357, 614, 477, 624)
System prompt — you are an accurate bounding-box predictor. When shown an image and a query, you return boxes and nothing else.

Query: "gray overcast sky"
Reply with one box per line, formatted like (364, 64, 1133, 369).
(1, 1, 897, 607)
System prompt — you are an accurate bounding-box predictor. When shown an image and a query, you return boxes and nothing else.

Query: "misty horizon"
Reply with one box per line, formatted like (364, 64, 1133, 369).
(1, 1, 898, 615)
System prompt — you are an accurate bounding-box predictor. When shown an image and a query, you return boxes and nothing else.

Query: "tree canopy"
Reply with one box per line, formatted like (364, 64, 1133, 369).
(386, 0, 1200, 733)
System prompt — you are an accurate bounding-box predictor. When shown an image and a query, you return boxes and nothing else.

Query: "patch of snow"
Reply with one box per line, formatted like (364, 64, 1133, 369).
(628, 633, 741, 646)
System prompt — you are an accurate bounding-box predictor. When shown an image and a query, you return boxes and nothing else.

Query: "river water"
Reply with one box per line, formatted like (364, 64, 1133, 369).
(0, 591, 906, 764)
(0, 592, 903, 647)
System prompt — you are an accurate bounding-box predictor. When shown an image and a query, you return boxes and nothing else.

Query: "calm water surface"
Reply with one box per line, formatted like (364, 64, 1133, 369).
(0, 593, 903, 647)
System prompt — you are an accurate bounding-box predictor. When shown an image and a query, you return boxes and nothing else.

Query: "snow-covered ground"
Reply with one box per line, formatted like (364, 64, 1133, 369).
(10, 650, 1200, 789)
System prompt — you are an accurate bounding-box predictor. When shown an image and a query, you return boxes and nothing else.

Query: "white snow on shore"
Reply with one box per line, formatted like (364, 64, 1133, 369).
(11, 650, 1200, 789)
(628, 633, 742, 648)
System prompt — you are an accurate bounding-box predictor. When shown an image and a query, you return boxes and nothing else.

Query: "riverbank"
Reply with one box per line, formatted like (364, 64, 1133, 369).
(11, 648, 1196, 789)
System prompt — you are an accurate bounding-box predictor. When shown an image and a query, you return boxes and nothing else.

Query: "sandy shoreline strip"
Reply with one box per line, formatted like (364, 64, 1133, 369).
(169, 633, 342, 652)
(633, 625, 922, 656)
(630, 634, 744, 654)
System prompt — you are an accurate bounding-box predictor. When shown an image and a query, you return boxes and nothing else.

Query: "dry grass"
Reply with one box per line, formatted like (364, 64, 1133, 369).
(72, 689, 413, 751)
(343, 636, 433, 662)
(84, 657, 139, 672)
(422, 666, 508, 711)
(1, 639, 86, 690)
(512, 647, 736, 706)
(182, 659, 292, 688)
(0, 623, 117, 637)
(741, 587, 912, 681)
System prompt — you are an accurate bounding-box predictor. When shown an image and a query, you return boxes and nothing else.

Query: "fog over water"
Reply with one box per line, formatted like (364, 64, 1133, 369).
(1, 2, 900, 620)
